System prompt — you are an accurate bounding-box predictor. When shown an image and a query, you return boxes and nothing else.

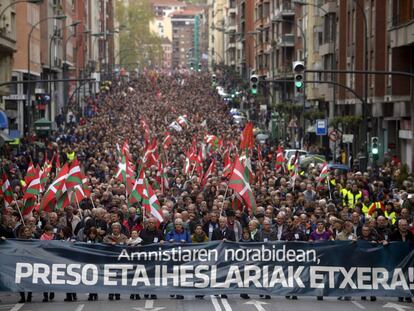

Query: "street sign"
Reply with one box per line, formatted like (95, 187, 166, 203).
(3, 94, 26, 100)
(316, 119, 327, 136)
(342, 134, 354, 144)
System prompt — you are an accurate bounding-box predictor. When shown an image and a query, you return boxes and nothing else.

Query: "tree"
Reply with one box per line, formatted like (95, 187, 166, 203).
(116, 0, 163, 70)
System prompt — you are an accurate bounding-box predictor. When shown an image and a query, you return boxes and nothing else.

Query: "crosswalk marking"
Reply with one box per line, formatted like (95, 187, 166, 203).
(210, 296, 233, 311)
(221, 298, 233, 311)
(211, 295, 222, 311)
(351, 301, 366, 310)
(9, 303, 24, 311)
(75, 304, 85, 311)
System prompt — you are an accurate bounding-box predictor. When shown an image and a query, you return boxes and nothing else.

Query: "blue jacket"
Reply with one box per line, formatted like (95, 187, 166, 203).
(166, 229, 192, 243)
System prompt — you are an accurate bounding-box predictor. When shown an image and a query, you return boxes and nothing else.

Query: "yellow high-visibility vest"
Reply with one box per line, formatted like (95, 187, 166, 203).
(346, 190, 362, 209)
(384, 211, 396, 225)
(66, 151, 76, 162)
(362, 203, 370, 216)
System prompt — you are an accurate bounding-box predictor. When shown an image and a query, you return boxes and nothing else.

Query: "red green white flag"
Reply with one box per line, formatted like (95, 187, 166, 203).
(39, 163, 69, 212)
(23, 166, 41, 200)
(129, 167, 145, 205)
(142, 179, 163, 223)
(228, 157, 256, 214)
(65, 158, 83, 190)
(24, 161, 36, 187)
(201, 158, 216, 187)
(275, 146, 285, 173)
(1, 174, 13, 206)
(319, 162, 329, 181)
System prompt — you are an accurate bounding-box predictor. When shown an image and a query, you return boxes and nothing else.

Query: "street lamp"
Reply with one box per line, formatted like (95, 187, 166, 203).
(26, 15, 66, 127)
(0, 0, 42, 20)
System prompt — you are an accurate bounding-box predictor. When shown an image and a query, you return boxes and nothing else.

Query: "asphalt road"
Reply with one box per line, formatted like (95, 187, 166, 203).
(0, 294, 412, 311)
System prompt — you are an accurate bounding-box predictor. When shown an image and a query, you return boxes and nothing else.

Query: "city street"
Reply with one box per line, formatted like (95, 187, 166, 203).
(2, 0, 414, 308)
(0, 294, 412, 311)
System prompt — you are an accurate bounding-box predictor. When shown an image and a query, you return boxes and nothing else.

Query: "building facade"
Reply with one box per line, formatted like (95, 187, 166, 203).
(0, 0, 18, 135)
(387, 0, 414, 170)
(0, 0, 115, 137)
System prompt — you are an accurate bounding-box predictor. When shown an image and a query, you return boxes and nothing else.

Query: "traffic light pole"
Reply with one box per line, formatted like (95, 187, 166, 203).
(305, 68, 414, 170)
(264, 79, 365, 106)
(262, 77, 366, 166)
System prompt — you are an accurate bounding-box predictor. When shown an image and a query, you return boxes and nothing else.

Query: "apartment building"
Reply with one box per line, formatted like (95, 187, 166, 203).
(171, 10, 198, 69)
(235, 0, 255, 79)
(208, 0, 225, 69)
(268, 0, 296, 105)
(224, 0, 237, 68)
(0, 0, 18, 136)
(387, 0, 414, 170)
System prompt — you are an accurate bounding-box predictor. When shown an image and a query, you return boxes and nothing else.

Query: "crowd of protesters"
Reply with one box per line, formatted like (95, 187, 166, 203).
(1, 71, 414, 303)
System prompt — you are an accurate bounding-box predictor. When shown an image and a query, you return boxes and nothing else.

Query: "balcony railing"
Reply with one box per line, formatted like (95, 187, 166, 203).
(273, 1, 295, 21)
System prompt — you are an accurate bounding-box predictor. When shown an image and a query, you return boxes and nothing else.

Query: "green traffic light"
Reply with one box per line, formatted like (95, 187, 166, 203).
(295, 81, 303, 88)
(372, 146, 379, 155)
(251, 88, 258, 95)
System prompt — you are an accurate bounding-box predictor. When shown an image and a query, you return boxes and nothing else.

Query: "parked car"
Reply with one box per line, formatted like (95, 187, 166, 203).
(283, 149, 308, 160)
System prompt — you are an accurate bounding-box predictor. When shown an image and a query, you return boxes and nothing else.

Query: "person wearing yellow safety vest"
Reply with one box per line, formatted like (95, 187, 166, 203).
(66, 150, 76, 163)
(345, 184, 362, 209)
(361, 197, 372, 216)
(384, 202, 396, 225)
(340, 183, 352, 207)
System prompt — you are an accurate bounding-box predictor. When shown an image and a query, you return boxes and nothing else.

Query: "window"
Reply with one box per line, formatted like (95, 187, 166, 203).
(27, 4, 39, 25)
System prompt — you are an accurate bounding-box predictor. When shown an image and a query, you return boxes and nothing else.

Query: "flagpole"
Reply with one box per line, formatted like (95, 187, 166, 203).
(17, 200, 26, 226)
(90, 196, 96, 209)
(74, 191, 81, 210)
(164, 150, 169, 166)
(189, 164, 196, 179)
(220, 184, 229, 217)
(327, 176, 332, 201)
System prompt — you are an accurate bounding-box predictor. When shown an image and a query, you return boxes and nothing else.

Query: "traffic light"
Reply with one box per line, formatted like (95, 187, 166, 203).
(292, 61, 305, 92)
(35, 93, 42, 105)
(371, 137, 379, 160)
(250, 74, 259, 95)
